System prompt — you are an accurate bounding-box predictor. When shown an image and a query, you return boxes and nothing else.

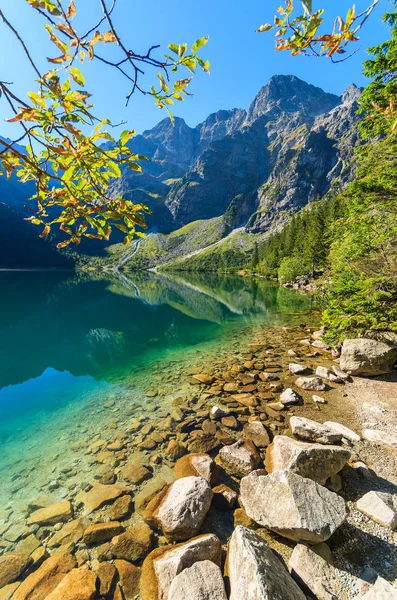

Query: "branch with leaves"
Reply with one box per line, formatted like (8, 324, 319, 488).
(0, 0, 209, 248)
(258, 0, 379, 62)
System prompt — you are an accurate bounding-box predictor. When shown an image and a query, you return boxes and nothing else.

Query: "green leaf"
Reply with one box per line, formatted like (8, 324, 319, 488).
(28, 91, 46, 109)
(168, 43, 179, 54)
(120, 129, 135, 146)
(70, 67, 85, 86)
(192, 36, 209, 53)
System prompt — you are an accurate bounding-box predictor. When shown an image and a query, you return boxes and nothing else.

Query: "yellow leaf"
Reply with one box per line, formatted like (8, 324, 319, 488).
(66, 0, 76, 19)
(102, 31, 117, 43)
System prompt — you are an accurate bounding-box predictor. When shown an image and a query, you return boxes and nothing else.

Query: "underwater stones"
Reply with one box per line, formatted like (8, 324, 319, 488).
(77, 483, 127, 514)
(83, 522, 124, 545)
(12, 554, 76, 600)
(120, 464, 151, 485)
(141, 533, 222, 600)
(290, 417, 343, 444)
(356, 491, 397, 529)
(93, 561, 117, 597)
(111, 522, 153, 562)
(27, 500, 73, 527)
(174, 454, 217, 485)
(165, 440, 186, 461)
(240, 470, 347, 543)
(143, 476, 212, 541)
(168, 560, 227, 600)
(218, 440, 260, 477)
(279, 388, 303, 406)
(266, 436, 351, 483)
(296, 377, 326, 391)
(227, 526, 306, 600)
(340, 338, 397, 376)
(221, 416, 239, 429)
(210, 405, 230, 419)
(243, 421, 271, 448)
(230, 393, 258, 408)
(44, 567, 97, 600)
(47, 519, 85, 548)
(192, 374, 215, 385)
(0, 553, 32, 588)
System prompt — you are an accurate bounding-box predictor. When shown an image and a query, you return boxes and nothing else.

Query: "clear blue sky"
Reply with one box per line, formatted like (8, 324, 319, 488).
(0, 0, 392, 138)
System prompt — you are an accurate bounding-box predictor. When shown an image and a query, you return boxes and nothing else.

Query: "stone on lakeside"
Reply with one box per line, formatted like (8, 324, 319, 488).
(165, 440, 186, 461)
(174, 454, 218, 485)
(135, 478, 170, 512)
(279, 388, 303, 406)
(48, 519, 85, 548)
(192, 374, 215, 385)
(143, 476, 213, 541)
(0, 582, 20, 600)
(111, 522, 153, 562)
(230, 393, 258, 408)
(27, 500, 73, 526)
(332, 365, 350, 380)
(296, 376, 326, 391)
(217, 440, 260, 477)
(210, 405, 230, 419)
(141, 533, 222, 600)
(12, 554, 76, 600)
(212, 484, 238, 510)
(315, 366, 343, 382)
(15, 534, 41, 555)
(168, 560, 227, 600)
(93, 561, 117, 597)
(221, 415, 239, 429)
(289, 542, 340, 600)
(44, 568, 97, 600)
(356, 491, 397, 529)
(187, 433, 221, 454)
(110, 495, 133, 521)
(243, 421, 271, 448)
(289, 363, 310, 375)
(360, 577, 397, 599)
(0, 553, 32, 588)
(340, 338, 397, 376)
(77, 483, 128, 514)
(290, 416, 343, 445)
(312, 340, 330, 350)
(120, 464, 151, 485)
(362, 429, 397, 450)
(266, 435, 351, 483)
(240, 470, 347, 542)
(114, 560, 140, 600)
(313, 395, 326, 404)
(227, 526, 306, 600)
(324, 421, 361, 443)
(83, 521, 124, 545)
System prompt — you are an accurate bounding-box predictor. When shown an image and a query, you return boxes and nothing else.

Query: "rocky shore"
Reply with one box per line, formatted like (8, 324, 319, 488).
(0, 325, 396, 599)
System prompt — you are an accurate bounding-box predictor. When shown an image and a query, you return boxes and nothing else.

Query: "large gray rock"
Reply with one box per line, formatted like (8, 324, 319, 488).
(356, 491, 397, 529)
(289, 542, 340, 600)
(266, 435, 351, 483)
(360, 577, 397, 599)
(240, 470, 347, 542)
(143, 476, 213, 541)
(227, 526, 306, 600)
(340, 338, 397, 376)
(323, 421, 361, 442)
(362, 429, 397, 450)
(243, 421, 271, 448)
(290, 416, 343, 444)
(142, 534, 222, 600)
(296, 377, 326, 391)
(168, 560, 227, 600)
(217, 440, 260, 476)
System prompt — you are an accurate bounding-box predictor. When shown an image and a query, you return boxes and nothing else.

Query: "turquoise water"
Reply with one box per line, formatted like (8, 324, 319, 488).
(0, 269, 312, 513)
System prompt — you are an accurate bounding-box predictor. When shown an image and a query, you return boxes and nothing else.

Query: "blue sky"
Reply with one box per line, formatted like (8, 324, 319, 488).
(0, 0, 392, 138)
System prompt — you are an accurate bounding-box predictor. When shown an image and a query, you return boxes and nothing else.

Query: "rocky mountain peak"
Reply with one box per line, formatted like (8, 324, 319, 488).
(341, 83, 362, 105)
(246, 74, 340, 124)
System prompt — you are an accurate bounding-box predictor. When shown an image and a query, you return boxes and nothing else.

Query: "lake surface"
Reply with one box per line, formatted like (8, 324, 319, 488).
(0, 270, 313, 518)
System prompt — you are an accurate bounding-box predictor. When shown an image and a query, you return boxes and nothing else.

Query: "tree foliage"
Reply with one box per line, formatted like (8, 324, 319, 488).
(0, 0, 209, 248)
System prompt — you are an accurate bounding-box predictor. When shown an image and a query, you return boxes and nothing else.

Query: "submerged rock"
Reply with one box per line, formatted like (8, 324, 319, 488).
(111, 522, 153, 562)
(168, 560, 227, 600)
(240, 470, 347, 542)
(340, 338, 397, 376)
(266, 435, 351, 483)
(77, 483, 127, 515)
(27, 500, 73, 526)
(143, 476, 213, 541)
(227, 526, 306, 600)
(0, 553, 32, 588)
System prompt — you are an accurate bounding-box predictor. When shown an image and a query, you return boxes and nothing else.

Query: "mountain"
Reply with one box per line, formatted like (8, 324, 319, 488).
(0, 75, 362, 269)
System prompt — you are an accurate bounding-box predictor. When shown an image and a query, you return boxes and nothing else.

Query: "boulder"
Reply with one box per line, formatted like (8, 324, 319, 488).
(27, 500, 73, 526)
(323, 421, 361, 442)
(217, 440, 260, 477)
(227, 526, 306, 600)
(0, 553, 31, 588)
(240, 470, 347, 542)
(12, 554, 76, 600)
(0, 582, 20, 600)
(290, 417, 343, 444)
(266, 436, 351, 483)
(174, 454, 217, 485)
(93, 562, 117, 597)
(315, 366, 343, 382)
(143, 476, 213, 541)
(279, 388, 303, 406)
(340, 338, 397, 376)
(356, 491, 397, 529)
(44, 568, 97, 600)
(168, 560, 227, 600)
(141, 533, 222, 600)
(296, 377, 326, 391)
(112, 522, 153, 561)
(114, 560, 140, 600)
(48, 519, 85, 548)
(360, 577, 397, 599)
(243, 421, 271, 448)
(83, 521, 124, 545)
(289, 542, 340, 600)
(362, 429, 397, 450)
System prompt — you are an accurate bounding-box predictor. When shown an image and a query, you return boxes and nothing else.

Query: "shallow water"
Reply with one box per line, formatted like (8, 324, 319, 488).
(0, 269, 313, 516)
